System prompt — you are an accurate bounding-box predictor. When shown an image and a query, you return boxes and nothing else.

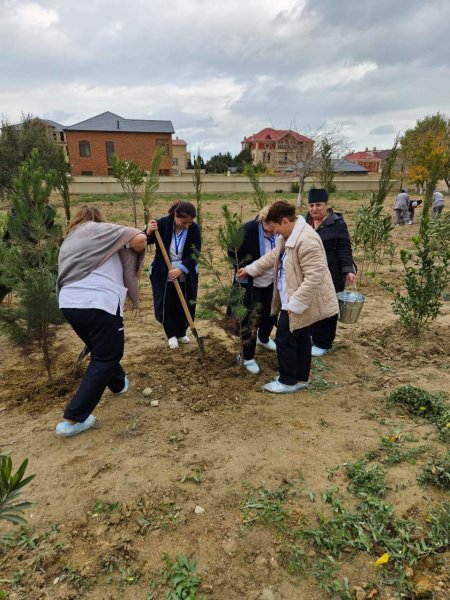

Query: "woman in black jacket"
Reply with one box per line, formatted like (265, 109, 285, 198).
(146, 201, 201, 349)
(229, 207, 278, 374)
(306, 189, 356, 356)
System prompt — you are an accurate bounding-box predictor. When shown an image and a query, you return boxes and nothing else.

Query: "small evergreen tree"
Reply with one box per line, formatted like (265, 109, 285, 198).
(192, 153, 204, 233)
(196, 205, 248, 359)
(111, 156, 145, 227)
(142, 145, 165, 226)
(353, 138, 399, 283)
(319, 137, 336, 193)
(0, 150, 64, 380)
(245, 163, 267, 209)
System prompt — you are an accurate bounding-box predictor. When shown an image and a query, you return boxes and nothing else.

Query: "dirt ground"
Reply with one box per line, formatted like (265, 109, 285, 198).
(0, 192, 449, 600)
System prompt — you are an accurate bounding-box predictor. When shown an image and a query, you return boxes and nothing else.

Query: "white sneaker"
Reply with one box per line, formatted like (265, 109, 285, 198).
(263, 380, 304, 394)
(256, 335, 276, 352)
(311, 345, 329, 357)
(168, 337, 179, 349)
(237, 355, 260, 374)
(55, 415, 96, 437)
(272, 374, 309, 388)
(177, 335, 190, 344)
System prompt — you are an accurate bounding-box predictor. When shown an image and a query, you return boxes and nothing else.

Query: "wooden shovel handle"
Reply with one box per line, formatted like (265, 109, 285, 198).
(154, 229, 196, 329)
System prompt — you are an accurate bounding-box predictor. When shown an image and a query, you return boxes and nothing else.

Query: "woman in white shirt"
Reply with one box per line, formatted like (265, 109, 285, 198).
(56, 206, 146, 437)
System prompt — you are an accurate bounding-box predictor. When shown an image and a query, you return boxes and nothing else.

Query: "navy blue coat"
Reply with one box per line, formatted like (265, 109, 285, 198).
(147, 215, 201, 323)
(306, 210, 355, 293)
(228, 217, 270, 309)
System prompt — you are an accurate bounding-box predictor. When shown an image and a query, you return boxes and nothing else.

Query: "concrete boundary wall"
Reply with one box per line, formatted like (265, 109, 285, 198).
(69, 175, 386, 195)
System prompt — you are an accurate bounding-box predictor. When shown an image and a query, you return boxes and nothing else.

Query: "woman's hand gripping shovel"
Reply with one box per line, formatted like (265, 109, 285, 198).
(154, 227, 205, 360)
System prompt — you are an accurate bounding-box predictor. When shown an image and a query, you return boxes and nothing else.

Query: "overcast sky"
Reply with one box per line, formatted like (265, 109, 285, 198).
(1, 0, 449, 158)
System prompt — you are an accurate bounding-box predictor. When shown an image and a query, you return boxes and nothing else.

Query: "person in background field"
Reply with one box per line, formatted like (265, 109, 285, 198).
(228, 206, 278, 374)
(306, 188, 356, 356)
(146, 201, 201, 349)
(432, 190, 445, 216)
(408, 198, 422, 224)
(237, 201, 338, 394)
(56, 206, 146, 437)
(394, 188, 410, 226)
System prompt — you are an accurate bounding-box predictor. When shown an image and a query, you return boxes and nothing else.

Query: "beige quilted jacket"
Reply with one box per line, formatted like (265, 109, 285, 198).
(246, 216, 339, 330)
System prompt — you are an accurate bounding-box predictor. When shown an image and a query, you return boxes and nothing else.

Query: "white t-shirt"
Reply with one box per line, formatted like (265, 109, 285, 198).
(254, 233, 277, 288)
(277, 251, 289, 310)
(59, 254, 127, 316)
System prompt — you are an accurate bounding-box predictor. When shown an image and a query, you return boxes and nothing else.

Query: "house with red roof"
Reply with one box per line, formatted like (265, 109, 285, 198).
(344, 149, 382, 173)
(241, 128, 314, 172)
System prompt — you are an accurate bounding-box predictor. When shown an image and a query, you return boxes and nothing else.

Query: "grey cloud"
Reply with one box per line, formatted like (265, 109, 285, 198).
(369, 125, 396, 135)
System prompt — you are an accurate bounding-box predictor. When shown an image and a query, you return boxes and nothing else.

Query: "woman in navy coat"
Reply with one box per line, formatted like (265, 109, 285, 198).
(146, 201, 201, 349)
(306, 189, 356, 356)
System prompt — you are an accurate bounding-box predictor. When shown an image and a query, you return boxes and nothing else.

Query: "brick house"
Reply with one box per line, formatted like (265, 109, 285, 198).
(241, 128, 314, 171)
(344, 149, 382, 173)
(64, 111, 175, 176)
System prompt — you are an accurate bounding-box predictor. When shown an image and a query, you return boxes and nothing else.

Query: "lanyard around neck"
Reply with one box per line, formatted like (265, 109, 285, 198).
(278, 250, 286, 278)
(173, 228, 186, 255)
(265, 234, 276, 249)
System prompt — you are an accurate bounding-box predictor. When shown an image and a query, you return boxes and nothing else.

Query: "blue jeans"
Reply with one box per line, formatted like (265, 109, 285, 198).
(62, 308, 126, 422)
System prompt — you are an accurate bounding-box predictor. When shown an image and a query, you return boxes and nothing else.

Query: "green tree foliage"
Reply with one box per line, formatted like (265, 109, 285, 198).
(319, 137, 336, 193)
(385, 231, 449, 334)
(245, 163, 267, 209)
(0, 115, 68, 196)
(111, 156, 145, 227)
(401, 113, 450, 192)
(0, 456, 35, 526)
(196, 205, 247, 357)
(0, 150, 64, 380)
(142, 145, 165, 226)
(205, 152, 234, 174)
(192, 153, 204, 233)
(353, 139, 399, 283)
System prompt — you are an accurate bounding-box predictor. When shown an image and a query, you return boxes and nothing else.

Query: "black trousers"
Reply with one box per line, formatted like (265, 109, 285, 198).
(62, 308, 126, 422)
(163, 281, 188, 339)
(276, 310, 311, 386)
(311, 314, 339, 350)
(242, 284, 277, 360)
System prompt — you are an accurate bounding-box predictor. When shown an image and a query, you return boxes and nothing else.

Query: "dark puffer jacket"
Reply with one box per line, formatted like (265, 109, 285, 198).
(306, 209, 355, 293)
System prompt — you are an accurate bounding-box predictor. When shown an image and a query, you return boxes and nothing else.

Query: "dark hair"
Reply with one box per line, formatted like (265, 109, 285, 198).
(168, 200, 196, 219)
(266, 201, 296, 224)
(65, 205, 105, 236)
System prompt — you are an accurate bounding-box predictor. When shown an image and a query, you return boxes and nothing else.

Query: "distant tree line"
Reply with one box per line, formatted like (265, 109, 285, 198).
(203, 147, 265, 174)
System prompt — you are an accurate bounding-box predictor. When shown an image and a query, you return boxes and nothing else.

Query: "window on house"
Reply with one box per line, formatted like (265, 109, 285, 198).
(105, 141, 114, 165)
(60, 132, 65, 142)
(107, 167, 114, 176)
(172, 158, 179, 166)
(156, 139, 168, 155)
(52, 132, 57, 141)
(79, 140, 91, 157)
(81, 170, 93, 176)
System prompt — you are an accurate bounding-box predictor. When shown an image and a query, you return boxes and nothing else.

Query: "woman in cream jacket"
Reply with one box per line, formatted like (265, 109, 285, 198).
(238, 200, 338, 394)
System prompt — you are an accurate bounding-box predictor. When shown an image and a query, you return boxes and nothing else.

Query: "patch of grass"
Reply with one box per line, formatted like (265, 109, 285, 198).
(387, 385, 450, 441)
(313, 557, 352, 600)
(157, 502, 180, 529)
(89, 500, 121, 518)
(418, 450, 450, 489)
(373, 359, 396, 373)
(1, 524, 58, 550)
(241, 482, 291, 532)
(119, 567, 141, 586)
(365, 430, 430, 465)
(0, 569, 25, 590)
(61, 565, 91, 587)
(344, 460, 387, 497)
(162, 553, 204, 600)
(180, 468, 203, 484)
